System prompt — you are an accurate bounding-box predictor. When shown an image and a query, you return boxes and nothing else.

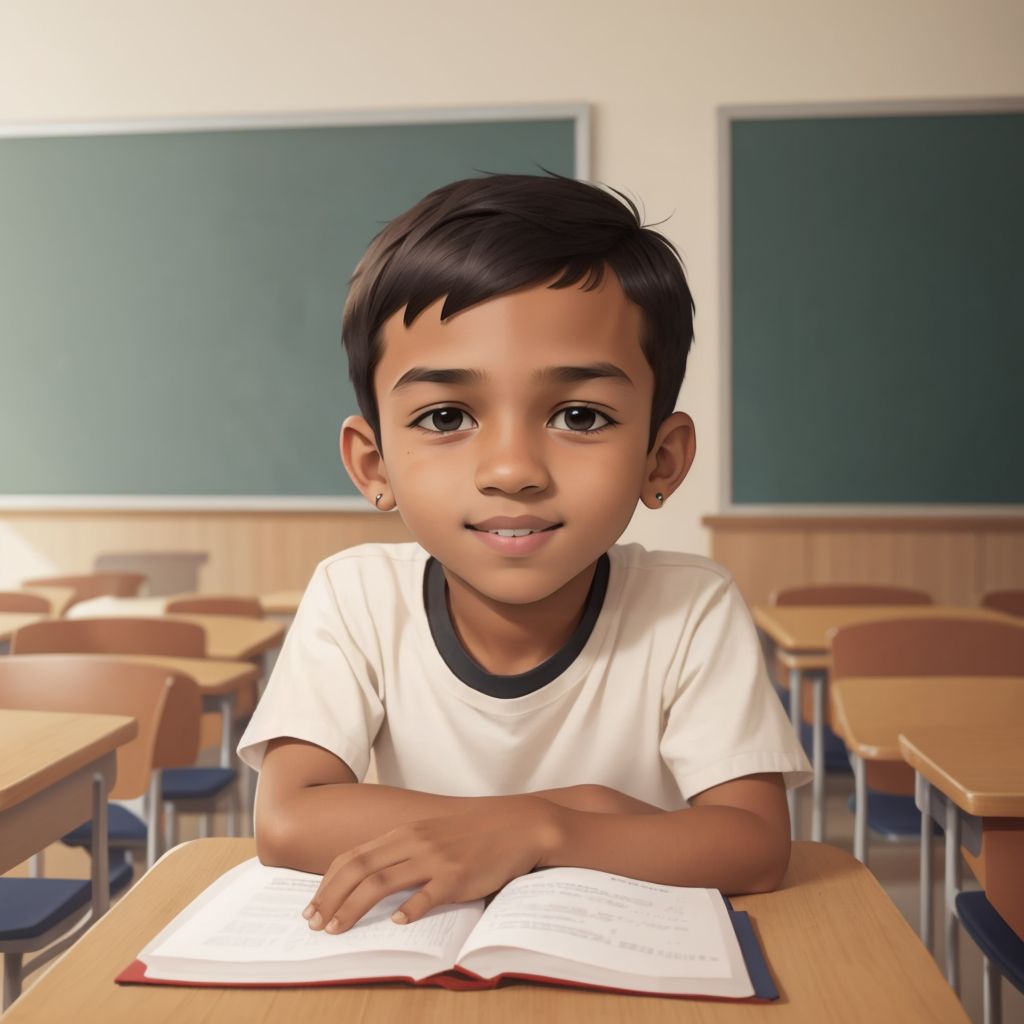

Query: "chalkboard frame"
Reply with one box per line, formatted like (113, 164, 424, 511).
(1, 103, 589, 510)
(718, 96, 1024, 517)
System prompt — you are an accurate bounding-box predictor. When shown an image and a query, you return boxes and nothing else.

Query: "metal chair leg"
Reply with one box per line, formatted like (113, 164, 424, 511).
(918, 774, 933, 950)
(852, 753, 868, 865)
(982, 955, 1002, 1024)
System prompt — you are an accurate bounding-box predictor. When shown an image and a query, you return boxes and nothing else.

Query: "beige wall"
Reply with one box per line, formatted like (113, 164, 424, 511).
(2, 1, 1022, 585)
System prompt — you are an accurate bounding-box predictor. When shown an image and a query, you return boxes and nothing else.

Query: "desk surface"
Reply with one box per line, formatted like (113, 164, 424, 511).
(0, 612, 48, 643)
(0, 709, 137, 813)
(2, 838, 967, 1024)
(260, 590, 302, 616)
(899, 725, 1024, 817)
(830, 677, 1024, 761)
(753, 604, 1018, 655)
(165, 614, 283, 661)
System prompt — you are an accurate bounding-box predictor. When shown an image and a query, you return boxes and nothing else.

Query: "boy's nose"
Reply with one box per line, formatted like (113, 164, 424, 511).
(474, 424, 552, 495)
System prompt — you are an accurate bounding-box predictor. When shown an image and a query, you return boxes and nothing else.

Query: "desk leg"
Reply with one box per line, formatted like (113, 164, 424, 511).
(811, 673, 825, 843)
(851, 753, 868, 864)
(788, 668, 803, 840)
(918, 773, 933, 951)
(944, 800, 962, 994)
(90, 771, 109, 921)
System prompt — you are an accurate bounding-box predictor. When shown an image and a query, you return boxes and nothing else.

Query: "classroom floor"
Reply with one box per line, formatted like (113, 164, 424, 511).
(3, 771, 1022, 1023)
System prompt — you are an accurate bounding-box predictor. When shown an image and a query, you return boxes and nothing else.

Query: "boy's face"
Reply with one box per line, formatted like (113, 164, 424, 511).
(343, 271, 693, 608)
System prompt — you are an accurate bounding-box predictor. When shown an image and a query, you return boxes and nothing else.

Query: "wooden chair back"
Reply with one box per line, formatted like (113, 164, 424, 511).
(0, 591, 50, 613)
(772, 584, 933, 606)
(830, 617, 1024, 678)
(23, 572, 147, 611)
(981, 589, 1024, 619)
(830, 616, 1024, 794)
(166, 595, 263, 618)
(0, 655, 200, 798)
(10, 617, 206, 658)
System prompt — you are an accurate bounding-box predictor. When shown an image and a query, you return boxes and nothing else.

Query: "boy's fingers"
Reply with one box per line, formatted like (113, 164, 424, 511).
(393, 881, 448, 924)
(306, 840, 411, 922)
(316, 864, 426, 933)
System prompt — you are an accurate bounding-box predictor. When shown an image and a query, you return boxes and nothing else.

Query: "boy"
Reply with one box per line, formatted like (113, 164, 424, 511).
(237, 172, 811, 936)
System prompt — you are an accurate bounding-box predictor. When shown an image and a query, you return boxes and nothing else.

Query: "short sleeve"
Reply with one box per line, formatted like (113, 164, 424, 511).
(658, 575, 812, 802)
(236, 559, 385, 781)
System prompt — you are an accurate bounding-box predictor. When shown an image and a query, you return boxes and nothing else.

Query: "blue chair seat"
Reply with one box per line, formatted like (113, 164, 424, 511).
(956, 890, 1024, 994)
(62, 803, 147, 848)
(161, 766, 236, 800)
(0, 853, 134, 941)
(847, 791, 944, 839)
(62, 768, 236, 850)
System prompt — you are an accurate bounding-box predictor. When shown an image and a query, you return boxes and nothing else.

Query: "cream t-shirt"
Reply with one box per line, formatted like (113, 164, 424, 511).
(237, 542, 811, 810)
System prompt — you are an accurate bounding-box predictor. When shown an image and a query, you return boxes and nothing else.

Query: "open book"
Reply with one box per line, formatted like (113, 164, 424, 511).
(117, 859, 777, 1001)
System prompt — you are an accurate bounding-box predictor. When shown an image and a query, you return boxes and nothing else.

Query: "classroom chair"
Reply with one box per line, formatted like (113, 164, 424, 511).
(94, 551, 208, 596)
(22, 572, 146, 612)
(955, 890, 1024, 1024)
(771, 583, 934, 606)
(981, 589, 1024, 619)
(165, 594, 264, 756)
(0, 592, 50, 613)
(0, 657, 199, 1009)
(9, 618, 239, 843)
(768, 583, 934, 772)
(166, 594, 263, 618)
(829, 617, 1024, 864)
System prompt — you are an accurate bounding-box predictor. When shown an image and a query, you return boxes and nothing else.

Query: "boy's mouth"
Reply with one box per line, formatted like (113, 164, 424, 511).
(466, 518, 562, 537)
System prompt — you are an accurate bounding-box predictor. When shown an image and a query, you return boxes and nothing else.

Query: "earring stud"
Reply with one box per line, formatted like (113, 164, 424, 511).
(655, 492, 665, 505)
(375, 493, 383, 508)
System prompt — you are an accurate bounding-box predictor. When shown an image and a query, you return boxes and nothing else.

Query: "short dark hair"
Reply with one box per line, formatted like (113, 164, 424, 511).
(341, 171, 695, 453)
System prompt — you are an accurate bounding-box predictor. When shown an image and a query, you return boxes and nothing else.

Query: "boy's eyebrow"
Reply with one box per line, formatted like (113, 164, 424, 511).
(391, 362, 634, 393)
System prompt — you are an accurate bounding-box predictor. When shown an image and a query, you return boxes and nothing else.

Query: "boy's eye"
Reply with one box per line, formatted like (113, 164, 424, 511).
(549, 407, 614, 433)
(411, 408, 475, 433)
(409, 405, 616, 435)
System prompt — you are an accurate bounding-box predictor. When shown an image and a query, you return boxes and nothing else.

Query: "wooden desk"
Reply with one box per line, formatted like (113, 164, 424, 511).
(900, 724, 1024, 997)
(753, 605, 1021, 842)
(830, 677, 1024, 951)
(0, 707, 137, 975)
(166, 614, 283, 661)
(260, 590, 302, 617)
(1, 838, 968, 1024)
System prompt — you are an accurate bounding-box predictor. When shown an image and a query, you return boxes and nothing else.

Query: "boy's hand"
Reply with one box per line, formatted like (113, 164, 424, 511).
(302, 795, 561, 933)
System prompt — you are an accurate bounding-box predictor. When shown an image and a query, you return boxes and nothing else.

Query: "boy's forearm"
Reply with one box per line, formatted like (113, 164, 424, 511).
(539, 804, 791, 895)
(257, 781, 655, 875)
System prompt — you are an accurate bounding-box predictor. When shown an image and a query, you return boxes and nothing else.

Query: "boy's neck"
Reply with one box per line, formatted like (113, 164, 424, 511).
(441, 559, 601, 677)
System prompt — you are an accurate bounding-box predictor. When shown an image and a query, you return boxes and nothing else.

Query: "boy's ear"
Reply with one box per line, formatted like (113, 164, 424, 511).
(643, 411, 697, 508)
(340, 416, 390, 508)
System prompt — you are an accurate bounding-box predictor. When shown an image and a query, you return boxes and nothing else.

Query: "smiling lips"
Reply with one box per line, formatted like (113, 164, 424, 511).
(467, 516, 561, 535)
(466, 517, 562, 556)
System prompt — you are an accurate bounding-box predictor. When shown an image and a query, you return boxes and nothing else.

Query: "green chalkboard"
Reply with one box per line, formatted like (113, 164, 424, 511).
(0, 113, 578, 498)
(729, 109, 1024, 505)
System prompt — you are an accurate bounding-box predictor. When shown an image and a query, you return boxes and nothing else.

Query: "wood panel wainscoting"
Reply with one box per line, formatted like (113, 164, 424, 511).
(703, 515, 1024, 608)
(0, 510, 414, 594)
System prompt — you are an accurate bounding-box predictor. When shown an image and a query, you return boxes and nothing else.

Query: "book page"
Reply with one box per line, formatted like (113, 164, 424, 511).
(147, 858, 482, 966)
(458, 867, 736, 979)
